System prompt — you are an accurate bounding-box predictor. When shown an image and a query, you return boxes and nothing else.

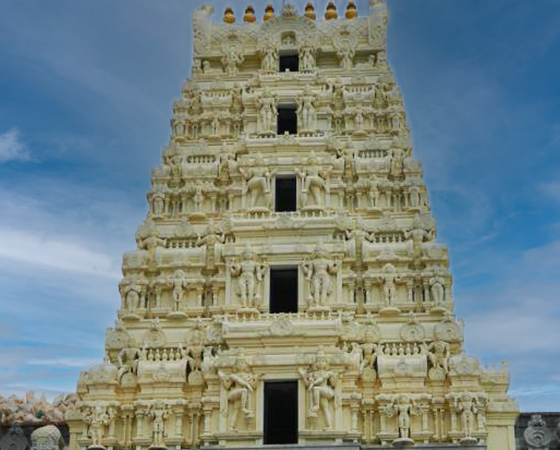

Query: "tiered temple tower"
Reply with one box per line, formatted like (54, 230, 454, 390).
(66, 2, 518, 449)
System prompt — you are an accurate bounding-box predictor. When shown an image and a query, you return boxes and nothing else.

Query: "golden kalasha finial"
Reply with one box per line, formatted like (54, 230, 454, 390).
(244, 5, 256, 23)
(223, 6, 235, 24)
(304, 2, 316, 20)
(345, 1, 358, 19)
(263, 4, 275, 21)
(325, 1, 338, 20)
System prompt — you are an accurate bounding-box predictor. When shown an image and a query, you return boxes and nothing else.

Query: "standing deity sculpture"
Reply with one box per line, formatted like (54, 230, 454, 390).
(257, 93, 277, 134)
(218, 355, 258, 430)
(367, 174, 380, 208)
(373, 263, 403, 308)
(239, 160, 274, 210)
(387, 147, 405, 177)
(147, 401, 169, 448)
(190, 180, 206, 213)
(408, 181, 423, 209)
(296, 157, 329, 209)
(404, 215, 433, 261)
(169, 270, 188, 312)
(361, 341, 378, 381)
(382, 395, 422, 445)
(337, 48, 355, 70)
(230, 247, 267, 309)
(221, 47, 243, 75)
(296, 87, 317, 133)
(260, 45, 279, 73)
(299, 44, 316, 72)
(230, 83, 244, 114)
(119, 278, 145, 317)
(302, 244, 340, 308)
(429, 275, 446, 306)
(457, 393, 478, 443)
(299, 349, 337, 430)
(83, 405, 109, 449)
(196, 219, 226, 270)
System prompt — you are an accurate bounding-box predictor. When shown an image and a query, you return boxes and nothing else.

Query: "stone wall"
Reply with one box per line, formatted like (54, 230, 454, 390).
(0, 423, 69, 450)
(516, 413, 560, 450)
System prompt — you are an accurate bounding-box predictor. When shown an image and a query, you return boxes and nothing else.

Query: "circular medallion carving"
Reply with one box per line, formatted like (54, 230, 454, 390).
(400, 323, 425, 342)
(434, 319, 461, 342)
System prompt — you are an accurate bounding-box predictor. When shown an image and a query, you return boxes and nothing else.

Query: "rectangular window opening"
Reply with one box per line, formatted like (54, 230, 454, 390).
(277, 105, 297, 135)
(279, 54, 299, 72)
(275, 176, 297, 212)
(270, 267, 298, 314)
(264, 381, 298, 445)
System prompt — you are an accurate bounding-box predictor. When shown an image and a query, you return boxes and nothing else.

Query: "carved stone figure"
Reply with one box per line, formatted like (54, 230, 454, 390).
(196, 219, 226, 269)
(361, 342, 378, 380)
(430, 276, 446, 305)
(83, 405, 109, 449)
(230, 247, 267, 309)
(382, 395, 421, 445)
(219, 355, 258, 430)
(458, 393, 478, 443)
(221, 46, 243, 75)
(239, 162, 274, 210)
(404, 215, 432, 261)
(300, 44, 316, 72)
(299, 349, 337, 429)
(523, 414, 553, 450)
(117, 346, 141, 382)
(337, 48, 355, 70)
(257, 93, 277, 133)
(425, 340, 450, 381)
(368, 174, 380, 208)
(296, 158, 329, 209)
(260, 46, 279, 73)
(376, 263, 402, 306)
(170, 270, 187, 312)
(297, 87, 317, 132)
(147, 401, 169, 448)
(31, 425, 64, 450)
(302, 243, 339, 308)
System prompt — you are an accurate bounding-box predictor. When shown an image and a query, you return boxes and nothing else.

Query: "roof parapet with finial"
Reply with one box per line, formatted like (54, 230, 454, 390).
(304, 2, 316, 20)
(223, 6, 235, 24)
(346, 1, 358, 19)
(243, 5, 256, 23)
(325, 1, 338, 20)
(263, 4, 275, 22)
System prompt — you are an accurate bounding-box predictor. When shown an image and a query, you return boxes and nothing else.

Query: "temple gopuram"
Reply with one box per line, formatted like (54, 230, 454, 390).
(64, 2, 519, 449)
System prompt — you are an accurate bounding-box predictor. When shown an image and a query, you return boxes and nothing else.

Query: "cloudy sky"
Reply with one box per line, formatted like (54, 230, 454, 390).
(0, 0, 559, 412)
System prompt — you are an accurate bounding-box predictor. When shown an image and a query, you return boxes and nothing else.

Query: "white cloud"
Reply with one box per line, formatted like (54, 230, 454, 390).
(0, 227, 120, 279)
(0, 128, 30, 163)
(26, 358, 99, 368)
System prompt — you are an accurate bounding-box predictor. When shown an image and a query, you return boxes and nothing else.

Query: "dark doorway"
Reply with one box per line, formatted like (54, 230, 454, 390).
(270, 267, 298, 313)
(275, 176, 297, 212)
(279, 54, 299, 72)
(277, 106, 297, 135)
(264, 381, 298, 445)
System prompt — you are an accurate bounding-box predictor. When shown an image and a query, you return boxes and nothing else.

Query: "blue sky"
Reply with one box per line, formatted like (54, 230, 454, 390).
(0, 0, 559, 412)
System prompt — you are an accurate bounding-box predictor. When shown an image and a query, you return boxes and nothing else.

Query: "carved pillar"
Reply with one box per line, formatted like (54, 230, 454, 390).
(135, 410, 144, 439)
(174, 409, 184, 438)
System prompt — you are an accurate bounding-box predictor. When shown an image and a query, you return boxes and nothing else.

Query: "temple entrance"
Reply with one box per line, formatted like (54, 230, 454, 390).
(269, 267, 298, 313)
(264, 381, 298, 445)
